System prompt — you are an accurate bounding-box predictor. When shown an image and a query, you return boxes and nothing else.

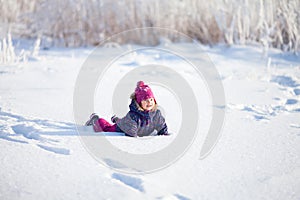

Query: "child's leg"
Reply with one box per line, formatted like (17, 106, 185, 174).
(93, 118, 117, 132)
(104, 124, 117, 132)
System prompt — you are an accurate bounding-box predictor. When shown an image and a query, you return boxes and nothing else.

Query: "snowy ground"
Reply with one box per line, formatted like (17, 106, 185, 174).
(0, 43, 300, 200)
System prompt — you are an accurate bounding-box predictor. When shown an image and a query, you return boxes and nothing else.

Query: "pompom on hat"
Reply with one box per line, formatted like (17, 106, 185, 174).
(134, 81, 156, 104)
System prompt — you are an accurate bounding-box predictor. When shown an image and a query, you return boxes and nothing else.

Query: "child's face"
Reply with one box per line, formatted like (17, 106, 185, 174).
(141, 98, 155, 111)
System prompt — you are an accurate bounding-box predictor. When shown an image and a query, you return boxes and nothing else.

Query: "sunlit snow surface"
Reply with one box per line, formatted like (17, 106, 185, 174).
(0, 44, 299, 200)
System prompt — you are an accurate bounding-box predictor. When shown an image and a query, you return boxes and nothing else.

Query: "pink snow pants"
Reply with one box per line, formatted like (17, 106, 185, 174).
(93, 118, 117, 132)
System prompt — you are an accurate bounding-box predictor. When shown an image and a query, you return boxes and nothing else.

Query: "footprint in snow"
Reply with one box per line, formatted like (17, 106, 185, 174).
(271, 75, 299, 88)
(0, 110, 73, 155)
(37, 144, 70, 155)
(253, 115, 269, 121)
(286, 99, 298, 105)
(0, 131, 28, 144)
(157, 194, 191, 200)
(292, 108, 300, 112)
(12, 124, 58, 143)
(111, 173, 144, 192)
(294, 88, 300, 96)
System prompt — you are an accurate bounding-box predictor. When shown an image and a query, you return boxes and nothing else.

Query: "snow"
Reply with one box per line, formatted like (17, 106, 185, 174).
(0, 43, 300, 199)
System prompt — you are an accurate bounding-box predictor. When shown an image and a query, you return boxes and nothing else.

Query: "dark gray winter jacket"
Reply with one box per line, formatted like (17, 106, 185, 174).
(116, 99, 168, 137)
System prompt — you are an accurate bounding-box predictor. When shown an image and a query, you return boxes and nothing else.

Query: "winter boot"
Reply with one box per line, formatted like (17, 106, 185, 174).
(85, 113, 99, 126)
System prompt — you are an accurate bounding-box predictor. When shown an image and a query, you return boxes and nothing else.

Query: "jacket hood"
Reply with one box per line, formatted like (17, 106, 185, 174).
(128, 99, 157, 127)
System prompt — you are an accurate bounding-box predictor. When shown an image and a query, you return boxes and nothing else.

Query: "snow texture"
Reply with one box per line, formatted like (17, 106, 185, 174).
(0, 43, 299, 199)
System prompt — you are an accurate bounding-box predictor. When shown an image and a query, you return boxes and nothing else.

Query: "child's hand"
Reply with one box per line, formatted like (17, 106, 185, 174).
(157, 124, 169, 136)
(158, 132, 170, 136)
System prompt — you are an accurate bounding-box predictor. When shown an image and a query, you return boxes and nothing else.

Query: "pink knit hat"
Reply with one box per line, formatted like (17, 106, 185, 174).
(135, 81, 156, 104)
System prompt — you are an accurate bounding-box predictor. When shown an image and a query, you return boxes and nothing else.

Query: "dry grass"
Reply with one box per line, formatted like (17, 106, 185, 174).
(0, 0, 299, 52)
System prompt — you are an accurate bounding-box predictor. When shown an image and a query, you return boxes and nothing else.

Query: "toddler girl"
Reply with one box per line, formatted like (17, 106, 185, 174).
(85, 81, 169, 137)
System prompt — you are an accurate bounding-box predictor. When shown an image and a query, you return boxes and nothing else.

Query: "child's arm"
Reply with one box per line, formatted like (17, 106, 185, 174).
(155, 110, 169, 135)
(115, 112, 138, 137)
(157, 123, 168, 135)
